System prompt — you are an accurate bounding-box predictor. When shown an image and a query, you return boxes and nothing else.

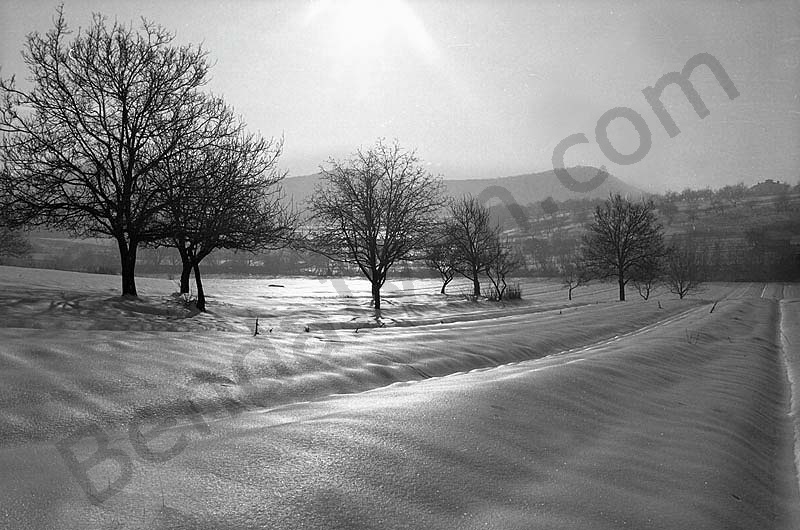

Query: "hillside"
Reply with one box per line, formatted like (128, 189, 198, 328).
(508, 186, 800, 281)
(281, 166, 644, 206)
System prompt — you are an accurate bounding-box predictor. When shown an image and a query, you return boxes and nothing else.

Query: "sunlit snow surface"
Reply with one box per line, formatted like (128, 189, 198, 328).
(0, 266, 798, 529)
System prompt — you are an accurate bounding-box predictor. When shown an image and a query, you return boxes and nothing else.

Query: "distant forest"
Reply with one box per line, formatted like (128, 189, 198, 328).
(3, 179, 799, 282)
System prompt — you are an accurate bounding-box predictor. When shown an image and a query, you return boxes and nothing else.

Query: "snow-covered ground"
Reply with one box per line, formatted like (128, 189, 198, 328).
(0, 266, 798, 529)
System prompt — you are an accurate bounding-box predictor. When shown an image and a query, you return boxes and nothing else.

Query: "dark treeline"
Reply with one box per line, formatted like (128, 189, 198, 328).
(5, 179, 799, 284)
(0, 241, 434, 279)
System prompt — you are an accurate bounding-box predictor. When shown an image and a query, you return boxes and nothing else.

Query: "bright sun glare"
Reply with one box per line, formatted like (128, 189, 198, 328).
(307, 0, 437, 61)
(337, 0, 391, 45)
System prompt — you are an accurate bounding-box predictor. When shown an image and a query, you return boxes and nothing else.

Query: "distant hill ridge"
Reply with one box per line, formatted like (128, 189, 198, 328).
(281, 166, 645, 206)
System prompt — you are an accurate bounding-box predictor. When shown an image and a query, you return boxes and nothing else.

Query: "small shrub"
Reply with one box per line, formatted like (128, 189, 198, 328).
(456, 286, 479, 302)
(505, 283, 522, 300)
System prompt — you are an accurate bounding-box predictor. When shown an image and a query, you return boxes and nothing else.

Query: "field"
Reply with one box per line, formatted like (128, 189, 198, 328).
(0, 266, 798, 529)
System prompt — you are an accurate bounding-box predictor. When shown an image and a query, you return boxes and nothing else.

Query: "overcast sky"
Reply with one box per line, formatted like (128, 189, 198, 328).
(1, 0, 798, 192)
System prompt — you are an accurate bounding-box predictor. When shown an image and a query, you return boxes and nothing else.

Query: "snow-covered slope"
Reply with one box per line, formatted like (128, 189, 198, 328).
(0, 266, 797, 529)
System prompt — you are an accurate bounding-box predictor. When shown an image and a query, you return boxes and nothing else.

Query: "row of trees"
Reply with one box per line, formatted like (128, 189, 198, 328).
(424, 197, 520, 300)
(0, 9, 295, 310)
(310, 183, 707, 309)
(657, 181, 799, 222)
(661, 181, 797, 206)
(307, 142, 522, 311)
(564, 194, 706, 301)
(2, 9, 721, 315)
(0, 9, 519, 314)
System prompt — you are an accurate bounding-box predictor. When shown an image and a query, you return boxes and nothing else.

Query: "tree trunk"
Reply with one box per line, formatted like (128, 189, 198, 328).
(618, 277, 626, 301)
(568, 285, 573, 300)
(180, 262, 192, 293)
(116, 237, 138, 297)
(472, 269, 481, 297)
(440, 275, 452, 295)
(193, 262, 206, 312)
(371, 281, 381, 313)
(175, 243, 192, 294)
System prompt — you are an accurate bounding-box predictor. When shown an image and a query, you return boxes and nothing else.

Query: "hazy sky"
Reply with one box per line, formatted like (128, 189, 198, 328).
(1, 0, 798, 192)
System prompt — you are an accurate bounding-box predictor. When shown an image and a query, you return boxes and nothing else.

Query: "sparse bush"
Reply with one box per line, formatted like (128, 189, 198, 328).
(505, 283, 522, 300)
(457, 287, 479, 302)
(486, 281, 522, 301)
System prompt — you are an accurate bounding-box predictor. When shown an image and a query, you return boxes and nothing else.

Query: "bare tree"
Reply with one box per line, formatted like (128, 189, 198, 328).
(665, 239, 705, 299)
(630, 254, 662, 300)
(309, 140, 444, 313)
(424, 225, 459, 294)
(580, 194, 666, 301)
(152, 112, 296, 311)
(485, 236, 522, 300)
(559, 254, 588, 301)
(446, 196, 500, 298)
(0, 9, 214, 296)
